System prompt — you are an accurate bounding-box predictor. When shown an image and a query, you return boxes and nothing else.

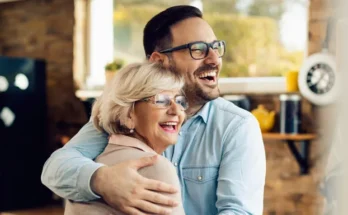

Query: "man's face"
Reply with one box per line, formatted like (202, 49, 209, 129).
(168, 17, 222, 106)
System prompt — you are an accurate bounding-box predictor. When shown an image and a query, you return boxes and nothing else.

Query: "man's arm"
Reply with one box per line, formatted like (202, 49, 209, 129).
(41, 121, 109, 201)
(41, 121, 179, 215)
(217, 115, 266, 215)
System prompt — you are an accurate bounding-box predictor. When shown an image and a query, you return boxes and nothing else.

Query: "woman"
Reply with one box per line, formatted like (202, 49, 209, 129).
(64, 62, 187, 215)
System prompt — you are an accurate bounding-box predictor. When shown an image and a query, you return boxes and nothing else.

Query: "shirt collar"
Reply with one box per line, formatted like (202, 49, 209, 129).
(190, 100, 211, 124)
(108, 134, 157, 154)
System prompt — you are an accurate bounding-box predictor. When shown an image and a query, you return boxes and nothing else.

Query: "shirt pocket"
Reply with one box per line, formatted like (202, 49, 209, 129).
(183, 167, 218, 183)
(182, 167, 219, 214)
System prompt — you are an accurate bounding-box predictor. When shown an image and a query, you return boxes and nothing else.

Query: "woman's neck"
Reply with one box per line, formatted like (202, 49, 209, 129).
(130, 132, 166, 154)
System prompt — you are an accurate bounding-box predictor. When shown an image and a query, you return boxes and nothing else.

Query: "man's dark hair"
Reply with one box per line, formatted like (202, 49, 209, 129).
(143, 5, 203, 58)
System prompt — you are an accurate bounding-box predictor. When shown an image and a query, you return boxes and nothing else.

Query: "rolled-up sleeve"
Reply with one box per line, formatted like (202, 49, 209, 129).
(41, 121, 108, 201)
(217, 115, 266, 215)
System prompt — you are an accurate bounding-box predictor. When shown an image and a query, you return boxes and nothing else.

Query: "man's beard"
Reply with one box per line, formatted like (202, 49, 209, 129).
(168, 61, 220, 106)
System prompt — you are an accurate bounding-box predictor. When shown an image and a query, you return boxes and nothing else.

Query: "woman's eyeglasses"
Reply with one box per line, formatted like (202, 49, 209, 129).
(139, 94, 188, 111)
(159, 40, 226, 60)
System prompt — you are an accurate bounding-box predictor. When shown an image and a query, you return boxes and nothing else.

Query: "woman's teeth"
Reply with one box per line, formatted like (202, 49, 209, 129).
(161, 122, 178, 126)
(159, 122, 177, 131)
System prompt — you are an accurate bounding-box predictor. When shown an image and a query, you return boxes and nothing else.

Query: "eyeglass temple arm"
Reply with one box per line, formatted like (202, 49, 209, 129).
(159, 44, 190, 53)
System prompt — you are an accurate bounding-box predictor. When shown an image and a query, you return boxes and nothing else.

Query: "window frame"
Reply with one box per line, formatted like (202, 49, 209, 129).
(77, 0, 308, 95)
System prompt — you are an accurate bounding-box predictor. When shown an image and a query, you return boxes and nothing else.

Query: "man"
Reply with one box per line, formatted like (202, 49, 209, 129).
(42, 5, 266, 215)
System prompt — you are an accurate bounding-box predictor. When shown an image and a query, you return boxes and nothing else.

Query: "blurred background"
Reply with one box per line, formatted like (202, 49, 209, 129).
(0, 0, 346, 214)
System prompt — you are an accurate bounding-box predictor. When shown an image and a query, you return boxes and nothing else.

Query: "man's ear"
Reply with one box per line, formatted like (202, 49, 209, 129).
(149, 52, 164, 63)
(149, 52, 170, 67)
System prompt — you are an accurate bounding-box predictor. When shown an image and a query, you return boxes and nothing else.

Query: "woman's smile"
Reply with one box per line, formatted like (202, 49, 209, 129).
(159, 121, 180, 133)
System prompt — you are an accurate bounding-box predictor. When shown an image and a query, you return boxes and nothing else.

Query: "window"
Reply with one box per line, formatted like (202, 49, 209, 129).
(85, 0, 308, 90)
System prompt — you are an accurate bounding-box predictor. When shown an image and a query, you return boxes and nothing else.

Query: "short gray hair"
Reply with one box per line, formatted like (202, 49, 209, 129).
(92, 62, 184, 135)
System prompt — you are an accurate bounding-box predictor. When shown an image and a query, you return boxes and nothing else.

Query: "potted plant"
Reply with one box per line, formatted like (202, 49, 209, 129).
(105, 58, 125, 84)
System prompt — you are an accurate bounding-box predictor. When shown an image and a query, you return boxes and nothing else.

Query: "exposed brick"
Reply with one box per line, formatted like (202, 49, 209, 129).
(0, 0, 87, 152)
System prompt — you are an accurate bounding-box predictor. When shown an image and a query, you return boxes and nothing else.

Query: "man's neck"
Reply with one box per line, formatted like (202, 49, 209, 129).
(185, 103, 205, 119)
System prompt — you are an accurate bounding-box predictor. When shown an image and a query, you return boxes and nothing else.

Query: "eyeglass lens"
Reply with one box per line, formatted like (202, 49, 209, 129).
(154, 94, 188, 110)
(190, 41, 225, 59)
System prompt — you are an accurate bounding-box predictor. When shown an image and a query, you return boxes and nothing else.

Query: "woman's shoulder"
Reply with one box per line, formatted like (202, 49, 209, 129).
(96, 144, 156, 165)
(139, 155, 179, 185)
(150, 155, 177, 172)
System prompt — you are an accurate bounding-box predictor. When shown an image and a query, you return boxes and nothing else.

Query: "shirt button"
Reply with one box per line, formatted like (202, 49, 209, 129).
(174, 162, 178, 166)
(197, 176, 203, 181)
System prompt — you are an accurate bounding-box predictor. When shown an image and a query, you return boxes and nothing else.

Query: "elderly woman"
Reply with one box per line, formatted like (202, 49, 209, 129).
(64, 62, 187, 215)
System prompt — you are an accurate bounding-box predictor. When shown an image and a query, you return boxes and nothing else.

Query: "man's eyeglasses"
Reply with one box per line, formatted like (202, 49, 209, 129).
(159, 40, 226, 60)
(139, 94, 188, 111)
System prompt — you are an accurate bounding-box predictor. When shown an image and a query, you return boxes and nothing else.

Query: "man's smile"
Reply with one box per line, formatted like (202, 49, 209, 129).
(197, 70, 218, 86)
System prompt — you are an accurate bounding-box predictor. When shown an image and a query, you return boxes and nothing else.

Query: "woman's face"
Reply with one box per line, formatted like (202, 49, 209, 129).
(131, 89, 186, 153)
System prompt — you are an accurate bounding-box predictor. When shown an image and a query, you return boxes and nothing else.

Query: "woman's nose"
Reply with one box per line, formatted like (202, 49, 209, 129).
(167, 100, 181, 115)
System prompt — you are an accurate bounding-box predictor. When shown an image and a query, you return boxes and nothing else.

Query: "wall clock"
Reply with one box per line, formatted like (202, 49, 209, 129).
(298, 52, 338, 105)
(298, 18, 339, 106)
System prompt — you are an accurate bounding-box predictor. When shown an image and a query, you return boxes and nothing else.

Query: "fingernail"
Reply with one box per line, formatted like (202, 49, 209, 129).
(172, 200, 179, 206)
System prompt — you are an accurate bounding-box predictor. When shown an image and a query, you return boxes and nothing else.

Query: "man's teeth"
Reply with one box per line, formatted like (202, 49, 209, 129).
(198, 71, 216, 78)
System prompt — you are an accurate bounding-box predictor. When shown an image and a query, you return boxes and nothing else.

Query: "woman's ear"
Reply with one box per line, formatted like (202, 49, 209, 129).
(124, 106, 136, 129)
(124, 116, 135, 130)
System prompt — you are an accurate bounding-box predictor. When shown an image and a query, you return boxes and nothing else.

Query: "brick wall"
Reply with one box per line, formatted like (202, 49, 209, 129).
(0, 0, 88, 152)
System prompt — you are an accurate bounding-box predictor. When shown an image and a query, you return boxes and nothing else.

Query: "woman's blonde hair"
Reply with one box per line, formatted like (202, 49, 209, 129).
(91, 61, 184, 135)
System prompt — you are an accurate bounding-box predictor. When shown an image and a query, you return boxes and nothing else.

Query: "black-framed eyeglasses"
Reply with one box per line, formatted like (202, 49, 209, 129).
(139, 94, 188, 111)
(159, 40, 226, 60)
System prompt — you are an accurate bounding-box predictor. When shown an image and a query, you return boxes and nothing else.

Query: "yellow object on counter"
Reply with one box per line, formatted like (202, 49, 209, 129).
(286, 70, 299, 92)
(105, 70, 117, 85)
(251, 105, 275, 132)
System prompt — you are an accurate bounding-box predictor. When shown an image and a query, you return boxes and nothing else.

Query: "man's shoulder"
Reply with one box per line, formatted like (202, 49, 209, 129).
(210, 97, 253, 120)
(205, 97, 260, 134)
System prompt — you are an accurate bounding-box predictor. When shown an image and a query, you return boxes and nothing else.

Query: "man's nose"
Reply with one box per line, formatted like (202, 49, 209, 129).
(204, 48, 221, 66)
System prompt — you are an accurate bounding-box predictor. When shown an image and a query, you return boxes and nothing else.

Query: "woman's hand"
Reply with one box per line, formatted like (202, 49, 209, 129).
(91, 155, 179, 215)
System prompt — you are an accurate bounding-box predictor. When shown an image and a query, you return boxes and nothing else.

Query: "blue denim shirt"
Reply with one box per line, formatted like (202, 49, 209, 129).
(42, 97, 266, 215)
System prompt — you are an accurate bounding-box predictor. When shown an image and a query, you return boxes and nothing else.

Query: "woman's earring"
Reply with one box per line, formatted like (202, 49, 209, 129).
(130, 128, 134, 133)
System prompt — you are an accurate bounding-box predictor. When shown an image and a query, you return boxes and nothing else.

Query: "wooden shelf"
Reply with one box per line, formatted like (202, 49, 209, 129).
(262, 133, 317, 141)
(262, 132, 317, 175)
